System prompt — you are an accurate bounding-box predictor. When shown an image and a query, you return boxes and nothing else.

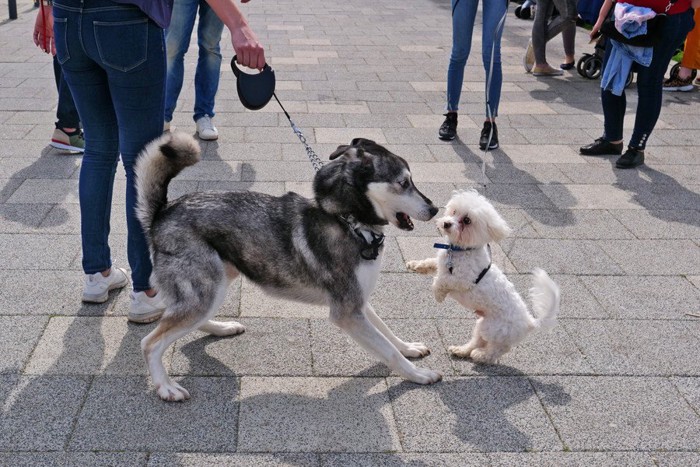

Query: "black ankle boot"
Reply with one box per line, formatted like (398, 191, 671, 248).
(615, 147, 645, 169)
(438, 113, 458, 141)
(479, 121, 498, 150)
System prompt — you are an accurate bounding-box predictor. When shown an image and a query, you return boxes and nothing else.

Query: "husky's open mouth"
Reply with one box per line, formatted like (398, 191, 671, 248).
(396, 212, 414, 230)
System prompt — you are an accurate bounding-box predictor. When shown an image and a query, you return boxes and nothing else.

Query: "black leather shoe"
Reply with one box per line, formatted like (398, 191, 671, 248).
(438, 113, 458, 141)
(615, 148, 645, 169)
(479, 121, 498, 150)
(580, 138, 623, 156)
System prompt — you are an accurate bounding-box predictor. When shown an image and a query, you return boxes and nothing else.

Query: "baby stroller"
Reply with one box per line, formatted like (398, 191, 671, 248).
(514, 0, 537, 19)
(575, 0, 634, 87)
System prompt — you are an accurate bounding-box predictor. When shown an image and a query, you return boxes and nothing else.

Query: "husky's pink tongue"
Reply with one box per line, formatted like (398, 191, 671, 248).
(396, 212, 414, 230)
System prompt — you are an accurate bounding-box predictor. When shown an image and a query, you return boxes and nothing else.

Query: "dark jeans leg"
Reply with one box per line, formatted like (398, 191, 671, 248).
(53, 55, 80, 129)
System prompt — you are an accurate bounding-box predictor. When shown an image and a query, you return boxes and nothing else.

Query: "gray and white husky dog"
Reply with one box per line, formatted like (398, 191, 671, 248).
(135, 132, 442, 401)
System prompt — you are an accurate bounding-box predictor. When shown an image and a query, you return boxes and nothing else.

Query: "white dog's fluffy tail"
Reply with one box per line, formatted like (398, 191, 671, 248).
(529, 268, 560, 331)
(135, 132, 201, 233)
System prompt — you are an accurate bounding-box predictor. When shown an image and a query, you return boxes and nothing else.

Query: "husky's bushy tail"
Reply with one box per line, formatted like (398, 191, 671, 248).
(529, 268, 560, 330)
(135, 132, 201, 234)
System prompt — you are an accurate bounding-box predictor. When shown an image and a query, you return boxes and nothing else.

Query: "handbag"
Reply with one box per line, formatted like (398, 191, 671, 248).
(600, 0, 676, 47)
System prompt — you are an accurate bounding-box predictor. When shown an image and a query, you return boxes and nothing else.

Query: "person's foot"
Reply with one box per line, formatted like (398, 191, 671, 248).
(129, 291, 166, 323)
(532, 64, 564, 76)
(83, 267, 129, 303)
(663, 75, 694, 92)
(560, 61, 575, 70)
(580, 138, 624, 156)
(50, 128, 85, 154)
(523, 39, 535, 72)
(195, 115, 219, 141)
(615, 147, 644, 169)
(479, 121, 499, 150)
(438, 113, 458, 141)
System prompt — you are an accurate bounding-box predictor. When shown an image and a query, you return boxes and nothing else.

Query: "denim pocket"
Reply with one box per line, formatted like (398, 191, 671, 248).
(53, 17, 70, 65)
(94, 18, 149, 72)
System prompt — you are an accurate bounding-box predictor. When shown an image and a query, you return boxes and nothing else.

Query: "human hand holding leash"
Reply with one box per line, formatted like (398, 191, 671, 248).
(33, 1, 55, 55)
(206, 0, 266, 70)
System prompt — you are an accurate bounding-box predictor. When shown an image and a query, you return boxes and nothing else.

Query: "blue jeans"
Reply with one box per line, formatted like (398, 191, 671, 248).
(164, 0, 224, 123)
(53, 56, 79, 129)
(53, 0, 166, 291)
(446, 0, 508, 118)
(601, 9, 695, 150)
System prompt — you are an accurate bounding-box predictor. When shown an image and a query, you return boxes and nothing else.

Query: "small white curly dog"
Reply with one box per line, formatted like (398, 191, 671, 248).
(406, 189, 560, 364)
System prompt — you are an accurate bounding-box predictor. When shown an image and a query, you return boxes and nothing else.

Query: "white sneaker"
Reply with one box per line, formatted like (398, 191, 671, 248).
(83, 267, 129, 303)
(195, 115, 218, 141)
(129, 291, 166, 324)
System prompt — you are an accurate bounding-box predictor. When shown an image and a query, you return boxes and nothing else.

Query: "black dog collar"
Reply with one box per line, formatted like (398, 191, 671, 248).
(434, 243, 492, 283)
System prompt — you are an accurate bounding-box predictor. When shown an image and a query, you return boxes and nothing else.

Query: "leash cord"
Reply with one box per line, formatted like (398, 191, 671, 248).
(273, 92, 324, 172)
(482, 0, 509, 189)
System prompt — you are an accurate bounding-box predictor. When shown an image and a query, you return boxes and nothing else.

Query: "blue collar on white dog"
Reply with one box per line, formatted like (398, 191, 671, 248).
(434, 243, 491, 283)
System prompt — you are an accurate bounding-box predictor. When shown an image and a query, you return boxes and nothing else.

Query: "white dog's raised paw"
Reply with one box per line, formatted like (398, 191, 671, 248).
(404, 367, 442, 385)
(448, 344, 474, 358)
(400, 342, 431, 358)
(156, 381, 191, 402)
(405, 260, 419, 272)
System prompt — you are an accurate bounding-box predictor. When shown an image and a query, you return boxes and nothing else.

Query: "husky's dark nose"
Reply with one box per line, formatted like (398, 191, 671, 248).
(429, 206, 439, 218)
(443, 221, 452, 230)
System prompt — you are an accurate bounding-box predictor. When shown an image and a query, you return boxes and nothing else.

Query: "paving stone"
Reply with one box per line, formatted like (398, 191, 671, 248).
(171, 318, 313, 377)
(438, 318, 592, 376)
(580, 275, 700, 319)
(69, 376, 239, 452)
(524, 209, 636, 239)
(650, 452, 700, 467)
(5, 178, 79, 203)
(238, 376, 401, 452)
(25, 317, 155, 376)
(598, 240, 700, 275)
(0, 315, 47, 373)
(0, 452, 148, 467)
(610, 209, 700, 239)
(563, 319, 700, 376)
(149, 453, 319, 466)
(501, 238, 624, 275)
(321, 453, 488, 466)
(311, 318, 452, 378)
(537, 376, 700, 451)
(387, 376, 562, 452)
(0, 233, 80, 269)
(0, 375, 90, 451)
(489, 452, 655, 466)
(0, 203, 53, 233)
(540, 184, 645, 210)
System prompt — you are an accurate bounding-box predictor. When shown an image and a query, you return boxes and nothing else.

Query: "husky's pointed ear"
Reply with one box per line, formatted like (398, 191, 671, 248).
(351, 137, 376, 147)
(329, 145, 351, 160)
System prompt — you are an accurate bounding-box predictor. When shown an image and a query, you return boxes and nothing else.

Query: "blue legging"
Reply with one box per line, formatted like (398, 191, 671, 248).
(601, 9, 695, 149)
(446, 0, 508, 118)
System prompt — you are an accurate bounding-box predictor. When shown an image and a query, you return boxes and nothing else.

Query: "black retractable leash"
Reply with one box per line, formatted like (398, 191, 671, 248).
(230, 56, 324, 171)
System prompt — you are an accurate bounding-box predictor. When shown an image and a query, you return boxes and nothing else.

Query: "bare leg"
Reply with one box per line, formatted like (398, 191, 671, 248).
(363, 303, 430, 358)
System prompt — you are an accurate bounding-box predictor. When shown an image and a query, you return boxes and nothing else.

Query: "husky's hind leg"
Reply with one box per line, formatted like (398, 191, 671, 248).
(199, 262, 245, 337)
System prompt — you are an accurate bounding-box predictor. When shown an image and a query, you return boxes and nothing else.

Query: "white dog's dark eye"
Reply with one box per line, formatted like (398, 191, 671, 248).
(400, 179, 410, 189)
(462, 216, 471, 225)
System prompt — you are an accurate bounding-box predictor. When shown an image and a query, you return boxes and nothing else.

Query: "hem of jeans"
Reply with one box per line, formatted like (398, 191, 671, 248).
(193, 113, 215, 122)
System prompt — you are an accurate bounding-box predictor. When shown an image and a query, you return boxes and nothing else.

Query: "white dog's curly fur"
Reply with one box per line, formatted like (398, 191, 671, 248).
(407, 189, 560, 364)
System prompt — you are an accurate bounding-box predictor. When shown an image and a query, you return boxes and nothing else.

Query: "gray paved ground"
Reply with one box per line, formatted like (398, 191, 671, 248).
(1, 0, 700, 465)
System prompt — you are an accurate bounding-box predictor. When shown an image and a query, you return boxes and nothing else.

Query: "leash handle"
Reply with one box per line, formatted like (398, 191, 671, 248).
(273, 92, 324, 172)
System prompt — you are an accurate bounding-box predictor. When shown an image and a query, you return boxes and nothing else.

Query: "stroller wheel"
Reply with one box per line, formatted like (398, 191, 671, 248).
(520, 6, 532, 19)
(515, 6, 523, 18)
(625, 71, 634, 88)
(669, 62, 698, 80)
(583, 55, 603, 79)
(577, 54, 591, 77)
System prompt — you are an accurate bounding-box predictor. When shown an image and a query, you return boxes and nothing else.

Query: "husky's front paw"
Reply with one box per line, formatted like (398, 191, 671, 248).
(156, 380, 191, 402)
(405, 366, 442, 385)
(400, 342, 431, 358)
